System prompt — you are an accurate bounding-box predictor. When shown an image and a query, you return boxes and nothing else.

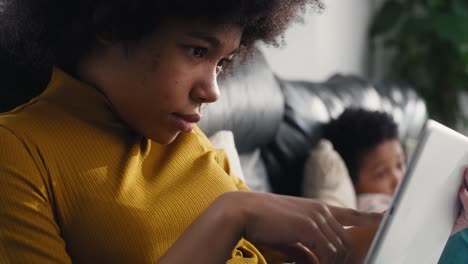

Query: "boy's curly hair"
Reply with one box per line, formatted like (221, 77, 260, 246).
(0, 0, 323, 72)
(322, 108, 400, 184)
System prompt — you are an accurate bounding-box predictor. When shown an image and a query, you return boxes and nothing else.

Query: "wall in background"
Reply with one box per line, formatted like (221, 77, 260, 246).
(259, 0, 374, 82)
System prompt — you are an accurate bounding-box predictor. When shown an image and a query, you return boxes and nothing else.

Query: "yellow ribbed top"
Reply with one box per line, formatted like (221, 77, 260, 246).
(0, 68, 266, 264)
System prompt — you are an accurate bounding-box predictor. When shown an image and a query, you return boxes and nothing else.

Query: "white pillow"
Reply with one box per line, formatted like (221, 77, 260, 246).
(209, 130, 245, 182)
(302, 139, 357, 209)
(239, 149, 272, 193)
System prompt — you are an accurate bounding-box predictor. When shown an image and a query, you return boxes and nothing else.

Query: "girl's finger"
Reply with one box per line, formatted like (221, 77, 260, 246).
(322, 206, 352, 249)
(328, 205, 383, 227)
(464, 167, 468, 189)
(459, 186, 468, 219)
(315, 214, 348, 263)
(283, 243, 320, 264)
(299, 218, 337, 264)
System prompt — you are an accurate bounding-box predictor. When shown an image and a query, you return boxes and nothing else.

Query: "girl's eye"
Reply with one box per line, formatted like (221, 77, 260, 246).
(216, 58, 232, 70)
(191, 47, 208, 58)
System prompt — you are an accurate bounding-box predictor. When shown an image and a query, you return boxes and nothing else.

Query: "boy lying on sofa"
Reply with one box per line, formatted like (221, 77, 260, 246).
(324, 108, 404, 212)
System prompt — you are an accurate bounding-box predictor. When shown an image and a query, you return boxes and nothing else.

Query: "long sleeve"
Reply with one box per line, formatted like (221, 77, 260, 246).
(213, 149, 271, 263)
(0, 68, 267, 263)
(438, 228, 468, 264)
(0, 126, 72, 263)
(214, 148, 250, 191)
(227, 239, 266, 264)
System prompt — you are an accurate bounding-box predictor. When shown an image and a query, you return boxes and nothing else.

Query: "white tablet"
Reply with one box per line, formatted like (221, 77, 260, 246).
(365, 120, 467, 264)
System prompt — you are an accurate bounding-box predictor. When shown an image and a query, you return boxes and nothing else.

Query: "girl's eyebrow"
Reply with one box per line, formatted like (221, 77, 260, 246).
(185, 32, 220, 47)
(185, 31, 239, 55)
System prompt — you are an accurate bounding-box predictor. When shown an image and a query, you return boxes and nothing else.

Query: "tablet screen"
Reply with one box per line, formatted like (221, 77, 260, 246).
(365, 120, 465, 264)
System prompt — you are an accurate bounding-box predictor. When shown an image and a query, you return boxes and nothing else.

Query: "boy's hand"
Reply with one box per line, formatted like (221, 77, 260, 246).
(452, 168, 468, 235)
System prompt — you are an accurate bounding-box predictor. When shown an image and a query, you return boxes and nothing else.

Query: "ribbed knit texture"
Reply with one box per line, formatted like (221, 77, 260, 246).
(0, 68, 266, 264)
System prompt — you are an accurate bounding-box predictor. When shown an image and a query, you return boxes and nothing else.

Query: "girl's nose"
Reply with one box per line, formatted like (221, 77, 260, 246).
(190, 71, 221, 104)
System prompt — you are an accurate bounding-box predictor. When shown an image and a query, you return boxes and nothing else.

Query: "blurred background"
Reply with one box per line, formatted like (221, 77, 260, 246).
(260, 0, 468, 133)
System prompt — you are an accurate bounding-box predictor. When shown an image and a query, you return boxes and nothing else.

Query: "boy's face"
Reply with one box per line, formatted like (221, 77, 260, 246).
(354, 139, 406, 196)
(79, 18, 242, 144)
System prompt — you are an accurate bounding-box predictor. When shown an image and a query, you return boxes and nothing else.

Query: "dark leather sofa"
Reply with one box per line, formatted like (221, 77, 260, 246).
(199, 48, 428, 196)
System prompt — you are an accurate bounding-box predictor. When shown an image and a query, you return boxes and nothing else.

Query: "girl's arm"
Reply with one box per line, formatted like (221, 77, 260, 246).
(159, 191, 382, 264)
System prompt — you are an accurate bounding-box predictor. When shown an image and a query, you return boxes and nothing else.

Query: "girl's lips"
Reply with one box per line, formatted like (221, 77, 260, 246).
(169, 113, 201, 132)
(175, 113, 201, 123)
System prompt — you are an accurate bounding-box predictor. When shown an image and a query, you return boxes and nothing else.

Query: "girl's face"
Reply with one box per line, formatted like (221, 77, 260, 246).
(354, 139, 406, 196)
(78, 19, 242, 144)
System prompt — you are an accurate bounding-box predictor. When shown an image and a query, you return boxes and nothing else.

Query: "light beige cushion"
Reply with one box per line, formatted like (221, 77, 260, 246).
(209, 130, 245, 182)
(209, 130, 272, 192)
(239, 149, 272, 193)
(302, 139, 357, 209)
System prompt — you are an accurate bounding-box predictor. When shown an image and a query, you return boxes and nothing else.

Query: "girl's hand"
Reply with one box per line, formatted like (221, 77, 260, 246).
(219, 191, 382, 264)
(160, 191, 382, 264)
(452, 168, 468, 235)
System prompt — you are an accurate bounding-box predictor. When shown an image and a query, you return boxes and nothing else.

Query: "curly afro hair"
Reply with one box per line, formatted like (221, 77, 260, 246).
(0, 0, 323, 72)
(322, 108, 400, 184)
